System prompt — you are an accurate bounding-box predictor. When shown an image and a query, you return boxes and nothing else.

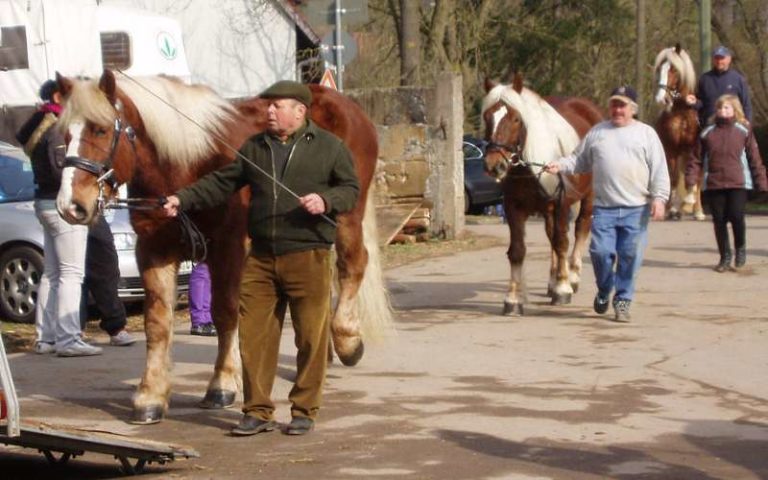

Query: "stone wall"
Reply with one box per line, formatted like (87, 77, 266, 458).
(347, 73, 464, 241)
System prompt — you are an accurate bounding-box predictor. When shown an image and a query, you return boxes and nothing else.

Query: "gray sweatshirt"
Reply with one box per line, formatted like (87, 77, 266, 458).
(558, 120, 670, 207)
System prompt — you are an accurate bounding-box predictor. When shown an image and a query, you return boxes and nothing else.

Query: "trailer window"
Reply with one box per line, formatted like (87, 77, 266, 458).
(100, 32, 131, 70)
(0, 26, 29, 70)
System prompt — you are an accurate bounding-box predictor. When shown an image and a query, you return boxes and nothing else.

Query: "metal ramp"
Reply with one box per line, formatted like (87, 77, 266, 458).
(0, 333, 198, 475)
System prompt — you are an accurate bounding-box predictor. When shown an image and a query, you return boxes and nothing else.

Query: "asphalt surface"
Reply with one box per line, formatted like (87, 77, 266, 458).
(2, 215, 767, 479)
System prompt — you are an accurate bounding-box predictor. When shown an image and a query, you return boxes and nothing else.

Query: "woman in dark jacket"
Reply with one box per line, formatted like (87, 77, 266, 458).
(16, 80, 101, 356)
(686, 94, 768, 272)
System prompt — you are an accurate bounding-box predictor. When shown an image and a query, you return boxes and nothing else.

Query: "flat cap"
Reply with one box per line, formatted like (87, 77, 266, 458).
(260, 80, 312, 107)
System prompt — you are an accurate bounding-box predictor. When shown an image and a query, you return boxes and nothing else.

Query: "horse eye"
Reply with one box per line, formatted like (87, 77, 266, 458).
(93, 127, 108, 137)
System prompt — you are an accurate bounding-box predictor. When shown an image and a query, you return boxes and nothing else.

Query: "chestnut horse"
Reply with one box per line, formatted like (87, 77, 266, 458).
(483, 75, 602, 315)
(55, 70, 392, 424)
(653, 44, 704, 220)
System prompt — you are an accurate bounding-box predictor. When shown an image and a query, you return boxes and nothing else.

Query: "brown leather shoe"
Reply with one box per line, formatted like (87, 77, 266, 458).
(284, 416, 314, 435)
(230, 415, 276, 436)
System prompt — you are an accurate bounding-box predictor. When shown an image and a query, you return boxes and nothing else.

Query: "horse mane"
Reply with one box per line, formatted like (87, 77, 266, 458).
(60, 75, 237, 167)
(482, 84, 581, 165)
(654, 47, 696, 93)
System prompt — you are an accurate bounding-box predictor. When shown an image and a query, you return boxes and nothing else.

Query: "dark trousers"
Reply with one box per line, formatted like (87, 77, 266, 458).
(80, 215, 126, 335)
(703, 188, 748, 257)
(239, 249, 332, 421)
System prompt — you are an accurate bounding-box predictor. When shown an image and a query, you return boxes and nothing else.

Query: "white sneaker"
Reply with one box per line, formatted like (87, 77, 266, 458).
(109, 330, 136, 346)
(34, 341, 56, 354)
(56, 339, 103, 357)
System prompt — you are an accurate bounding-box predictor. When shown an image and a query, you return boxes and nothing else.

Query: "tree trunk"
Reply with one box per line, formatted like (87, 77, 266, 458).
(399, 0, 420, 85)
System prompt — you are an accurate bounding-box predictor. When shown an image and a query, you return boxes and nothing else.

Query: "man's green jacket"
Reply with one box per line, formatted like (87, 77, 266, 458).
(176, 120, 360, 256)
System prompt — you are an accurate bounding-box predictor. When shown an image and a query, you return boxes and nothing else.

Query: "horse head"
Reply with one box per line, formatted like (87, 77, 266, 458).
(654, 45, 696, 108)
(56, 70, 143, 225)
(56, 70, 237, 226)
(482, 75, 527, 180)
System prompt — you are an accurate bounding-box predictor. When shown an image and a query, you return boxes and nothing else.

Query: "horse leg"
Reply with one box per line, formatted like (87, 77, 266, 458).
(544, 203, 573, 305)
(198, 234, 246, 409)
(131, 255, 177, 424)
(331, 211, 367, 366)
(569, 195, 593, 293)
(503, 207, 527, 316)
(666, 152, 682, 220)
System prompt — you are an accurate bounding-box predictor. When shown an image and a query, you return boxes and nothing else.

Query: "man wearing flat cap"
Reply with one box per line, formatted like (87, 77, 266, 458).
(164, 80, 359, 436)
(545, 85, 669, 323)
(686, 45, 753, 126)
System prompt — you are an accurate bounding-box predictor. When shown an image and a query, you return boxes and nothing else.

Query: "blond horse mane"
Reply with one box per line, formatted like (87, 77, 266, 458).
(482, 84, 581, 168)
(654, 47, 697, 93)
(60, 75, 237, 168)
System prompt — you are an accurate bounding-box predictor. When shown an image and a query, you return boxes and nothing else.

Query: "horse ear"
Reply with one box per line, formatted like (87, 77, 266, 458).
(99, 69, 117, 105)
(56, 72, 72, 98)
(484, 77, 499, 93)
(512, 72, 524, 93)
(674, 43, 682, 54)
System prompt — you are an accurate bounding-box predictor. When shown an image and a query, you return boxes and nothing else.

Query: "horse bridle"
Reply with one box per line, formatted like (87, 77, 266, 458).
(64, 101, 137, 212)
(485, 141, 525, 177)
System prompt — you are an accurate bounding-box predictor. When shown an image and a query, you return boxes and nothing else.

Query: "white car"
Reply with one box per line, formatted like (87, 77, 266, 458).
(0, 142, 190, 323)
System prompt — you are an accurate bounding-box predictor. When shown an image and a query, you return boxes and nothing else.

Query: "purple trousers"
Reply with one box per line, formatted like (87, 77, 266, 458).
(189, 262, 213, 327)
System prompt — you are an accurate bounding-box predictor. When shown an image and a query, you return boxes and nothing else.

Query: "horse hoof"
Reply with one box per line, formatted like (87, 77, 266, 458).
(571, 284, 579, 294)
(546, 286, 554, 297)
(551, 293, 572, 305)
(199, 389, 236, 409)
(338, 342, 364, 367)
(502, 302, 524, 316)
(130, 405, 164, 425)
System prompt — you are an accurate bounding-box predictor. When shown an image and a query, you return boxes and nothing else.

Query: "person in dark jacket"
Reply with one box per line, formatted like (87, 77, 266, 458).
(686, 45, 753, 126)
(80, 213, 136, 346)
(17, 80, 101, 357)
(163, 80, 359, 436)
(686, 94, 768, 272)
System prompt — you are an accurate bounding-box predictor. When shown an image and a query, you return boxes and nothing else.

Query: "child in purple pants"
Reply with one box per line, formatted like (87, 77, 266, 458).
(189, 262, 217, 336)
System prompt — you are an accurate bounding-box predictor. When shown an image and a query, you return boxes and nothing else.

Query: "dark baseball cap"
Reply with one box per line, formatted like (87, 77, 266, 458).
(712, 45, 732, 57)
(608, 85, 638, 105)
(39, 79, 59, 102)
(259, 80, 312, 107)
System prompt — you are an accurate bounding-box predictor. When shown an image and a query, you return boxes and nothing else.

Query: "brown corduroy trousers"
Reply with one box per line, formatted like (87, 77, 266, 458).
(238, 248, 332, 421)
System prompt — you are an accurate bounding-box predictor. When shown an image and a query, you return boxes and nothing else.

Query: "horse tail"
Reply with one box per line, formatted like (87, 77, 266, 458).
(357, 193, 395, 341)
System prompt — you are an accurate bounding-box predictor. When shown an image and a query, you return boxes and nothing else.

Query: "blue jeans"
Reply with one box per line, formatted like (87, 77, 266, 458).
(590, 205, 650, 302)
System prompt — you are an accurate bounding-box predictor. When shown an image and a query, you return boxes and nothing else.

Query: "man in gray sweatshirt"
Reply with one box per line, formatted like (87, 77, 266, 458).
(545, 86, 670, 322)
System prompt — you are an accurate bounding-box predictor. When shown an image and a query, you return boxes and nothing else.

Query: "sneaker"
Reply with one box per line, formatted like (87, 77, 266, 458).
(190, 324, 217, 337)
(56, 339, 103, 357)
(613, 298, 631, 323)
(593, 294, 610, 314)
(34, 341, 56, 354)
(109, 329, 137, 346)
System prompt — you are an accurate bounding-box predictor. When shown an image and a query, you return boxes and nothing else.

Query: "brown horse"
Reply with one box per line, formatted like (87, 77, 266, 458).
(54, 70, 392, 424)
(482, 75, 602, 315)
(653, 44, 704, 220)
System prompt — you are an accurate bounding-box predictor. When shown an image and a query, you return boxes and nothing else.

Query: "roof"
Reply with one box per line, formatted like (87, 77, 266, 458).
(274, 0, 321, 46)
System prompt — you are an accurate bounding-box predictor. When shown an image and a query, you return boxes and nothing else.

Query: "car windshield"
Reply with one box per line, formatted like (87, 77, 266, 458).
(0, 145, 36, 203)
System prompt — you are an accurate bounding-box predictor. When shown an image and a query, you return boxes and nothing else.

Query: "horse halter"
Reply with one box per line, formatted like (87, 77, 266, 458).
(486, 141, 525, 177)
(64, 101, 137, 212)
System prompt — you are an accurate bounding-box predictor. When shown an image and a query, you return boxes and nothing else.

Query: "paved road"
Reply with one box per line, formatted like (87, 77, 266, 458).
(2, 216, 767, 479)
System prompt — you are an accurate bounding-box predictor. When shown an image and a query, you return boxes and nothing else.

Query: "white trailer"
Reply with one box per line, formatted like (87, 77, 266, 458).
(0, 0, 191, 143)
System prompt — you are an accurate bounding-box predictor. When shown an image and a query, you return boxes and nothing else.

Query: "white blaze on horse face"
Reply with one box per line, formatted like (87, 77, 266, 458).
(56, 121, 85, 216)
(655, 62, 671, 104)
(492, 108, 506, 138)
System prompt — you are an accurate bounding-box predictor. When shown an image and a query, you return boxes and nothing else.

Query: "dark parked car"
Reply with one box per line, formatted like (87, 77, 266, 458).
(0, 142, 190, 323)
(463, 138, 503, 214)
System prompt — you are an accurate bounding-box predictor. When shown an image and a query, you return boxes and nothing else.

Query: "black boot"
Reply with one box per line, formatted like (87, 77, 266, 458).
(734, 247, 746, 269)
(714, 250, 732, 273)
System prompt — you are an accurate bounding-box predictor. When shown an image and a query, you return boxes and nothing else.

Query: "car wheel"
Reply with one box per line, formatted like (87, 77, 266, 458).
(0, 245, 44, 324)
(464, 189, 471, 214)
